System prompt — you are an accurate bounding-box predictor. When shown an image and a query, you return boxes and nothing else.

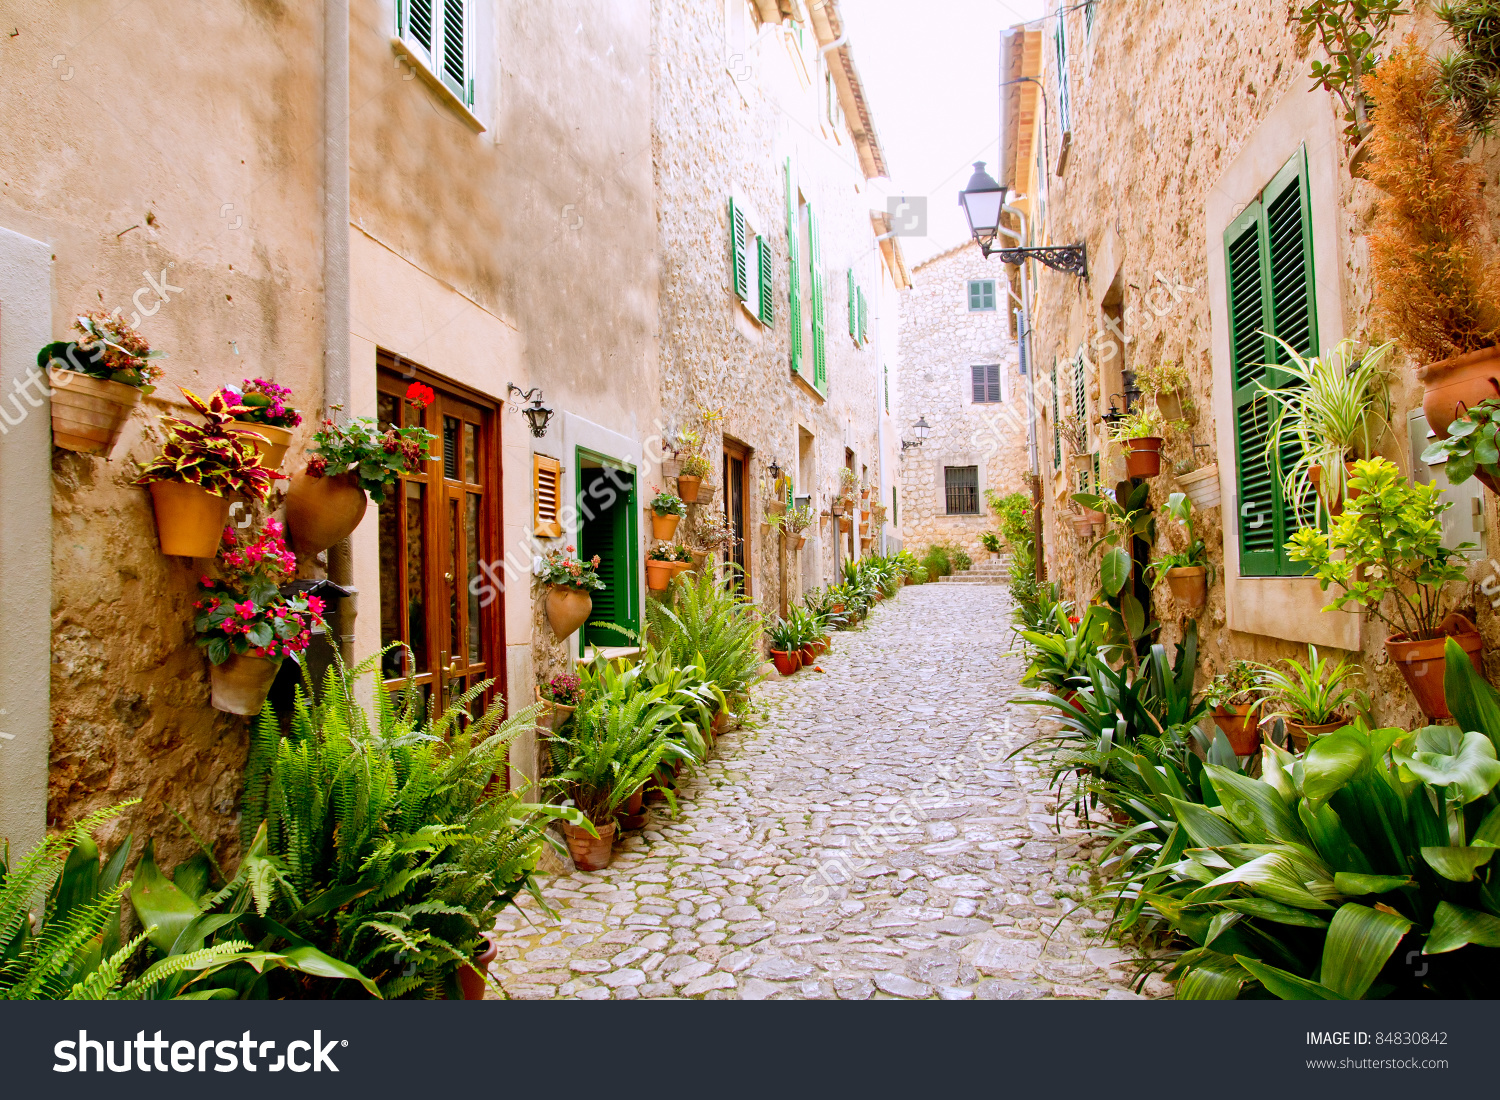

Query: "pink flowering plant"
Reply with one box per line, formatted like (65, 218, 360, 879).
(541, 673, 583, 707)
(133, 387, 281, 501)
(219, 378, 301, 428)
(304, 385, 435, 504)
(538, 545, 604, 592)
(193, 518, 323, 665)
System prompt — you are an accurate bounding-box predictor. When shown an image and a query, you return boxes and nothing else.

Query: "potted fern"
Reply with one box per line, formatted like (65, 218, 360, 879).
(1107, 407, 1167, 478)
(38, 312, 165, 454)
(134, 388, 281, 558)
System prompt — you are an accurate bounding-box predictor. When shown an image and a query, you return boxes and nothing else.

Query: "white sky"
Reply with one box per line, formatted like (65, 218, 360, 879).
(840, 0, 1050, 267)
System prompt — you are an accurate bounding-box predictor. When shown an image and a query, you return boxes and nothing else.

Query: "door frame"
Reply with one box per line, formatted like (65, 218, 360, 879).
(574, 446, 640, 658)
(723, 435, 752, 595)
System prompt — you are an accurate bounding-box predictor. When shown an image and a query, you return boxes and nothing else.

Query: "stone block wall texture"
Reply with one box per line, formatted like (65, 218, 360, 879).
(1026, 1, 1500, 726)
(652, 0, 891, 620)
(896, 243, 1029, 558)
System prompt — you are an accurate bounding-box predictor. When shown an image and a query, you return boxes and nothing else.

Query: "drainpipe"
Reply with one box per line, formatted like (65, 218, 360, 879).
(324, 0, 355, 664)
(997, 200, 1045, 581)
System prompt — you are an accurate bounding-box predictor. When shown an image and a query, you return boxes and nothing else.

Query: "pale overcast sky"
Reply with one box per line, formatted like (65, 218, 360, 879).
(841, 0, 1049, 267)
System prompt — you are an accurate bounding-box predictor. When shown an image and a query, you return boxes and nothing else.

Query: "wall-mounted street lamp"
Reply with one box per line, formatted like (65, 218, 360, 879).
(767, 458, 783, 482)
(901, 416, 930, 453)
(507, 384, 555, 438)
(959, 162, 1087, 278)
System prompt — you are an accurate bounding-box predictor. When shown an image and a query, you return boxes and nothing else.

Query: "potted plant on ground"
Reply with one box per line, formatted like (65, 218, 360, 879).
(1365, 38, 1500, 440)
(548, 679, 688, 871)
(38, 312, 165, 454)
(220, 378, 302, 470)
(784, 503, 814, 549)
(1147, 491, 1213, 610)
(194, 518, 322, 714)
(1135, 360, 1193, 423)
(1204, 659, 1264, 755)
(767, 617, 801, 676)
(287, 384, 435, 555)
(1257, 336, 1394, 517)
(1107, 407, 1168, 478)
(1256, 645, 1368, 752)
(538, 545, 604, 638)
(646, 544, 676, 591)
(1421, 395, 1500, 495)
(1287, 458, 1480, 721)
(650, 488, 685, 540)
(134, 387, 281, 557)
(538, 672, 583, 731)
(979, 530, 1002, 558)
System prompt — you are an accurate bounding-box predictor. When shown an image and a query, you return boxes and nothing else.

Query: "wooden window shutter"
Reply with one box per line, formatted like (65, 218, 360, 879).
(1073, 354, 1086, 421)
(757, 236, 774, 326)
(399, 0, 436, 69)
(810, 205, 827, 392)
(857, 287, 868, 345)
(972, 365, 985, 403)
(987, 363, 1000, 402)
(729, 197, 749, 302)
(847, 269, 857, 337)
(1051, 362, 1061, 469)
(533, 454, 562, 538)
(785, 160, 804, 377)
(438, 0, 474, 107)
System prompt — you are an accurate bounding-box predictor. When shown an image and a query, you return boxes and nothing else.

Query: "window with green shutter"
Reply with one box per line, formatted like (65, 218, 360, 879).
(728, 197, 749, 302)
(1225, 146, 1318, 578)
(785, 160, 805, 378)
(847, 269, 857, 338)
(1051, 362, 1061, 469)
(857, 287, 867, 345)
(809, 206, 827, 393)
(400, 0, 476, 108)
(967, 279, 996, 312)
(757, 236, 773, 327)
(1073, 353, 1087, 422)
(1054, 16, 1072, 135)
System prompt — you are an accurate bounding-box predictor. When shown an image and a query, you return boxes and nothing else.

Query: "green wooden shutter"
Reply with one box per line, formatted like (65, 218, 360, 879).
(757, 236, 774, 326)
(1073, 353, 1086, 421)
(785, 160, 804, 377)
(857, 287, 867, 345)
(729, 197, 749, 302)
(400, 0, 436, 69)
(847, 269, 857, 337)
(1226, 147, 1318, 577)
(1051, 362, 1061, 469)
(439, 0, 473, 107)
(810, 205, 827, 393)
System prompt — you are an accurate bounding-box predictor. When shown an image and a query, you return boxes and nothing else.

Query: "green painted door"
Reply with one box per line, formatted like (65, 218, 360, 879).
(577, 456, 638, 652)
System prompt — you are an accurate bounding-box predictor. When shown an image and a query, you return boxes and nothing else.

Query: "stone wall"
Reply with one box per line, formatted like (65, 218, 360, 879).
(896, 243, 1029, 558)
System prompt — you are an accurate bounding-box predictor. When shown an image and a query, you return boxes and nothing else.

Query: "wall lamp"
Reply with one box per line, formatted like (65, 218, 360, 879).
(507, 384, 554, 438)
(901, 416, 930, 452)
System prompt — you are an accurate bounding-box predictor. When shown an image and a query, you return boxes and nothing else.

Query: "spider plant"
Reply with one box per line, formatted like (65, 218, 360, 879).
(1255, 644, 1368, 727)
(1255, 336, 1394, 515)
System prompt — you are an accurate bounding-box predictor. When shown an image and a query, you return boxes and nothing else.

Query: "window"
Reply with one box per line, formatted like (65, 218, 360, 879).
(971, 364, 1001, 403)
(730, 197, 773, 328)
(891, 485, 897, 526)
(785, 160, 804, 376)
(857, 287, 867, 345)
(1073, 353, 1087, 421)
(1054, 14, 1072, 137)
(967, 279, 996, 311)
(944, 466, 979, 515)
(398, 0, 475, 109)
(784, 161, 825, 393)
(848, 269, 857, 338)
(1225, 147, 1318, 577)
(1051, 361, 1061, 469)
(824, 62, 844, 134)
(533, 454, 562, 538)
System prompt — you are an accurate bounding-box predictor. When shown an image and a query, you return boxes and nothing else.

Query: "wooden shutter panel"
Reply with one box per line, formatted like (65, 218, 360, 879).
(987, 363, 1001, 402)
(533, 454, 562, 538)
(757, 236, 774, 326)
(729, 198, 749, 302)
(785, 160, 804, 377)
(972, 365, 985, 403)
(401, 0, 436, 68)
(1073, 354, 1086, 420)
(847, 269, 857, 337)
(1051, 362, 1061, 468)
(858, 287, 867, 345)
(810, 205, 827, 392)
(438, 0, 472, 107)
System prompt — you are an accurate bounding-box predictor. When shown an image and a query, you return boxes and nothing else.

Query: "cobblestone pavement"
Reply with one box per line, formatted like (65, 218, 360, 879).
(493, 581, 1165, 1000)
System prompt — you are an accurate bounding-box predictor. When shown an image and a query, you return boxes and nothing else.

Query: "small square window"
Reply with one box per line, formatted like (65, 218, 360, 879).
(944, 466, 979, 515)
(968, 280, 996, 312)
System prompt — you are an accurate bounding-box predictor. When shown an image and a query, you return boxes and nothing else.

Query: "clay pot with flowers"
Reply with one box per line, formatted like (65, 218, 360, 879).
(1204, 660, 1264, 756)
(649, 488, 685, 540)
(193, 518, 323, 715)
(538, 672, 584, 730)
(646, 544, 676, 591)
(38, 311, 165, 454)
(286, 382, 436, 555)
(538, 546, 604, 638)
(220, 378, 301, 471)
(134, 388, 283, 558)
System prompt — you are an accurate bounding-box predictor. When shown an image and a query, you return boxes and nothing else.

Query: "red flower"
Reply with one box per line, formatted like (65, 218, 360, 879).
(306, 454, 329, 478)
(1068, 615, 1080, 625)
(405, 382, 436, 409)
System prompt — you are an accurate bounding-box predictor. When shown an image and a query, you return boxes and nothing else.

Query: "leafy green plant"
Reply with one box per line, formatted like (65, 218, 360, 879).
(539, 545, 606, 591)
(766, 617, 800, 652)
(1106, 407, 1166, 443)
(1019, 605, 1111, 693)
(783, 503, 815, 535)
(679, 453, 712, 478)
(304, 389, 435, 504)
(38, 312, 167, 392)
(979, 531, 1001, 553)
(1287, 458, 1472, 639)
(1436, 0, 1500, 137)
(194, 519, 320, 665)
(1147, 492, 1213, 585)
(650, 489, 685, 516)
(1255, 336, 1394, 512)
(919, 543, 953, 579)
(1257, 644, 1368, 727)
(1202, 659, 1262, 710)
(648, 544, 675, 562)
(1422, 395, 1500, 486)
(1072, 482, 1157, 652)
(1299, 0, 1408, 141)
(645, 566, 764, 704)
(1134, 360, 1192, 410)
(133, 388, 281, 501)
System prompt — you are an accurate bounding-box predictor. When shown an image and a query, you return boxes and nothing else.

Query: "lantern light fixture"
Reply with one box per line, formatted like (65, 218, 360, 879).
(507, 384, 554, 438)
(959, 161, 1087, 278)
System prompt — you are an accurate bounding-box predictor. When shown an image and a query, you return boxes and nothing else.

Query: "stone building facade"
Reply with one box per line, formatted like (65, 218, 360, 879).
(1006, 1, 1500, 726)
(895, 242, 1030, 557)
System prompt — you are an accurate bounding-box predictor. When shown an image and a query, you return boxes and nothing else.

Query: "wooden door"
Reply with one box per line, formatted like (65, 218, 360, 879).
(723, 438, 750, 593)
(376, 361, 503, 718)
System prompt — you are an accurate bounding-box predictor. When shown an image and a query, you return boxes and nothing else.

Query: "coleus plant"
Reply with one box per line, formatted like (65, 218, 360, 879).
(193, 519, 323, 665)
(1421, 396, 1500, 486)
(304, 384, 435, 503)
(133, 388, 281, 500)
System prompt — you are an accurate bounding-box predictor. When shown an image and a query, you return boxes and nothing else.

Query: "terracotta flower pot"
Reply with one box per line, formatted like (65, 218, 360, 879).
(546, 585, 593, 639)
(790, 534, 807, 550)
(1285, 717, 1348, 754)
(148, 481, 232, 557)
(1165, 566, 1207, 608)
(799, 643, 819, 666)
(839, 516, 852, 532)
(1418, 344, 1500, 441)
(210, 654, 282, 715)
(771, 649, 799, 676)
(1176, 464, 1221, 510)
(690, 548, 712, 572)
(458, 933, 499, 1001)
(1157, 391, 1185, 422)
(47, 368, 141, 454)
(712, 709, 729, 736)
(651, 511, 681, 541)
(1212, 703, 1261, 756)
(285, 469, 368, 555)
(671, 560, 692, 576)
(1070, 516, 1094, 537)
(230, 420, 293, 471)
(676, 474, 702, 503)
(561, 819, 617, 872)
(1070, 453, 1093, 473)
(1125, 437, 1164, 478)
(1385, 614, 1483, 722)
(646, 559, 674, 590)
(543, 700, 576, 731)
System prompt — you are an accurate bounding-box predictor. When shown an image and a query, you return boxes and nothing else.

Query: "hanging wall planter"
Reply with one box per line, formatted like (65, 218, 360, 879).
(1124, 437, 1164, 478)
(1176, 465, 1220, 510)
(148, 481, 232, 558)
(39, 313, 164, 455)
(546, 585, 593, 639)
(646, 559, 674, 591)
(285, 469, 368, 556)
(1385, 614, 1483, 722)
(1165, 566, 1207, 608)
(231, 420, 294, 471)
(210, 654, 282, 715)
(1418, 346, 1500, 441)
(48, 369, 143, 454)
(676, 474, 702, 503)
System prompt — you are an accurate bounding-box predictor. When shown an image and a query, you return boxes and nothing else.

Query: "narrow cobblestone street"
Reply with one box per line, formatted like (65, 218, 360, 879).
(495, 580, 1162, 1000)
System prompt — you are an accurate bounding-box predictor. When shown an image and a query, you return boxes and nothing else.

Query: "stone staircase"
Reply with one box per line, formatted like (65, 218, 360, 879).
(938, 554, 1010, 584)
